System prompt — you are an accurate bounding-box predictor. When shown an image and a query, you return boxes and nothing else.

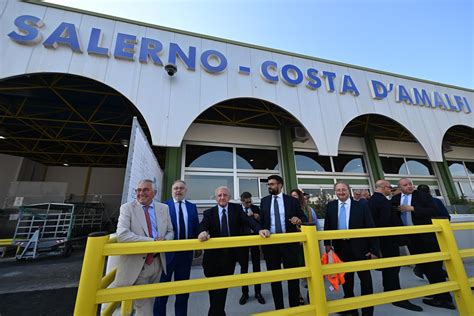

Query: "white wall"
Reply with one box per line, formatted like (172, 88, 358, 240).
(444, 146, 474, 161)
(376, 139, 427, 157)
(0, 154, 22, 207)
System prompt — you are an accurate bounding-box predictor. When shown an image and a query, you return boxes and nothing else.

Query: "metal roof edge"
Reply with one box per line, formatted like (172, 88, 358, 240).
(23, 0, 474, 93)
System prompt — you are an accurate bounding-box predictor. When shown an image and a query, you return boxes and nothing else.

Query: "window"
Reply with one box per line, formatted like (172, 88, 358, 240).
(333, 154, 366, 173)
(381, 157, 433, 175)
(183, 143, 280, 202)
(448, 160, 474, 199)
(380, 157, 408, 174)
(405, 158, 434, 175)
(295, 152, 331, 172)
(448, 161, 467, 176)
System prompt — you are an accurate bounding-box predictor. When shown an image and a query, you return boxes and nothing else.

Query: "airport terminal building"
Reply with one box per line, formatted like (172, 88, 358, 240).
(1, 0, 473, 217)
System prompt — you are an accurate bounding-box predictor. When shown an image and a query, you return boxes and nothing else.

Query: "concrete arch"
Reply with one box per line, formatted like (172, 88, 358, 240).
(440, 123, 474, 157)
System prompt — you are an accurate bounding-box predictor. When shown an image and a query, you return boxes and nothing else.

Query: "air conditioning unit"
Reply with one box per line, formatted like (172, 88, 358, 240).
(293, 127, 310, 143)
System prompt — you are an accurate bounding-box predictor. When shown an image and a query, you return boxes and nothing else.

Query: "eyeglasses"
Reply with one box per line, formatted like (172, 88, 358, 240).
(135, 188, 151, 193)
(267, 182, 278, 186)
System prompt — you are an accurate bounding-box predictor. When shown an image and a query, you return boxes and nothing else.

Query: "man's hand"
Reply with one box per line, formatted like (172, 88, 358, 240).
(325, 245, 333, 253)
(198, 231, 210, 242)
(289, 216, 302, 226)
(365, 252, 378, 259)
(399, 205, 414, 212)
(253, 213, 260, 221)
(154, 236, 164, 241)
(259, 229, 270, 238)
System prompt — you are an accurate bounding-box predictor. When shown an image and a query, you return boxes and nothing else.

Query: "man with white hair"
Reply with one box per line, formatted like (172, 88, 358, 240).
(198, 186, 268, 316)
(114, 179, 174, 316)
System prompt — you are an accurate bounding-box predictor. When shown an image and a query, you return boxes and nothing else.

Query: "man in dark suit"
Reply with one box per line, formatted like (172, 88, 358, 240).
(259, 175, 307, 310)
(154, 180, 200, 316)
(324, 181, 379, 316)
(237, 191, 265, 305)
(368, 180, 422, 312)
(392, 178, 455, 310)
(198, 186, 267, 316)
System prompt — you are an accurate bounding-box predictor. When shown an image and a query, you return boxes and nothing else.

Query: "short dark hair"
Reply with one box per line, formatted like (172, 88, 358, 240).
(268, 175, 283, 185)
(240, 191, 252, 199)
(417, 184, 430, 194)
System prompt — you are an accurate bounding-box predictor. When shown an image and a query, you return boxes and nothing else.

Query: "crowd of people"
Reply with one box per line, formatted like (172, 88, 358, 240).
(113, 175, 454, 316)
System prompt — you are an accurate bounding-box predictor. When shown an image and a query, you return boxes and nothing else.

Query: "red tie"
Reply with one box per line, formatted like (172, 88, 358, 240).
(143, 205, 154, 265)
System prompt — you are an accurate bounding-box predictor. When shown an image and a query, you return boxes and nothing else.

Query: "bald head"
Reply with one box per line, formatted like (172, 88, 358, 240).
(375, 180, 391, 196)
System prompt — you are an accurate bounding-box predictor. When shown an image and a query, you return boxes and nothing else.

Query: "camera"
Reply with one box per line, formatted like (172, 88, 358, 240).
(164, 64, 177, 76)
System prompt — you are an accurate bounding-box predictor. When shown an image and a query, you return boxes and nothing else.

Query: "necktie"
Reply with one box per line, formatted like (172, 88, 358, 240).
(338, 202, 347, 230)
(143, 205, 155, 265)
(401, 195, 409, 226)
(273, 196, 283, 233)
(221, 209, 229, 237)
(178, 201, 186, 239)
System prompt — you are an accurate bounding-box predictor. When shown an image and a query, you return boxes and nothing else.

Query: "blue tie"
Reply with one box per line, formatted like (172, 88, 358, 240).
(338, 202, 347, 230)
(401, 195, 409, 226)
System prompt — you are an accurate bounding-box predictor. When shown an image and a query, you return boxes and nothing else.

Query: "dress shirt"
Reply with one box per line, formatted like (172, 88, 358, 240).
(270, 192, 286, 234)
(143, 202, 158, 239)
(401, 194, 414, 226)
(338, 198, 351, 229)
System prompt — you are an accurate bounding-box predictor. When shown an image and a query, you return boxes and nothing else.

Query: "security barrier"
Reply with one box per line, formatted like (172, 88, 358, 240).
(74, 219, 474, 315)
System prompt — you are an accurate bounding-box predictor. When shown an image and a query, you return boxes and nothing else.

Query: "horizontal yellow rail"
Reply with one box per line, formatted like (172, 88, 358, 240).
(327, 281, 460, 314)
(102, 233, 306, 256)
(469, 277, 474, 287)
(459, 248, 474, 259)
(316, 224, 442, 241)
(0, 239, 13, 246)
(95, 267, 310, 304)
(321, 252, 450, 275)
(451, 222, 474, 231)
(254, 304, 316, 316)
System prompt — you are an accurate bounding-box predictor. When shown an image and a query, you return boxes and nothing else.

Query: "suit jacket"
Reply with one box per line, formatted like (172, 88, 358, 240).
(114, 199, 174, 287)
(164, 198, 199, 264)
(259, 194, 308, 233)
(324, 198, 379, 259)
(199, 202, 261, 271)
(391, 190, 438, 226)
(240, 204, 261, 235)
(368, 191, 404, 246)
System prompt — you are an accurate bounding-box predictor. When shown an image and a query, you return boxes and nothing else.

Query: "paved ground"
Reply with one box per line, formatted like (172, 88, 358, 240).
(0, 248, 472, 316)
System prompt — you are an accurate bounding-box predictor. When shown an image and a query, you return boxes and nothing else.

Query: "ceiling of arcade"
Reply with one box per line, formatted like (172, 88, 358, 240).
(0, 73, 472, 167)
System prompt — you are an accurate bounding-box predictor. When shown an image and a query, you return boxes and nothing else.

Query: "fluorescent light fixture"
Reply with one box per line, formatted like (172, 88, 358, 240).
(63, 163, 69, 166)
(120, 139, 129, 147)
(0, 136, 5, 139)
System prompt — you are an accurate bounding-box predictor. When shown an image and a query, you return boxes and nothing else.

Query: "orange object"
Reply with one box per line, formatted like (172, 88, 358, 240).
(321, 250, 345, 292)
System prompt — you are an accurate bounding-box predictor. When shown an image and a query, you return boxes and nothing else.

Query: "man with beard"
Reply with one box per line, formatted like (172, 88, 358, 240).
(259, 175, 307, 309)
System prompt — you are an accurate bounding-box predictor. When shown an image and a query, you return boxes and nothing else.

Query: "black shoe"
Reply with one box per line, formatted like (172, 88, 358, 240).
(239, 293, 249, 305)
(255, 293, 265, 304)
(422, 298, 456, 310)
(413, 266, 424, 279)
(392, 300, 423, 312)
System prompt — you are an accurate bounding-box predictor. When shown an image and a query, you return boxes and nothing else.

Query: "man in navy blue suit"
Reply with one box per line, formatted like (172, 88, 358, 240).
(324, 181, 379, 316)
(154, 180, 199, 316)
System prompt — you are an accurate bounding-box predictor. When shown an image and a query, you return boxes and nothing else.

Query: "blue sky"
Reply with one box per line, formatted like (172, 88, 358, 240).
(48, 0, 473, 89)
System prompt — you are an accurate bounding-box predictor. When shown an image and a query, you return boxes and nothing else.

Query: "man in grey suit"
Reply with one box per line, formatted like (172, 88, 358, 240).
(115, 179, 174, 316)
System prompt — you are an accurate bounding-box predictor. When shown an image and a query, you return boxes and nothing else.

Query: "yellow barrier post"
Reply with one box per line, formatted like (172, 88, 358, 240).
(301, 225, 328, 315)
(432, 219, 474, 315)
(74, 232, 109, 316)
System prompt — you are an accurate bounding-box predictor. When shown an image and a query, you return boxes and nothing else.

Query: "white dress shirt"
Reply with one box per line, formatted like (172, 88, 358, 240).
(174, 198, 189, 238)
(270, 192, 287, 234)
(338, 198, 351, 229)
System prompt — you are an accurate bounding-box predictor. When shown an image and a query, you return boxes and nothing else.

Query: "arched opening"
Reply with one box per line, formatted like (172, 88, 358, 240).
(442, 125, 474, 200)
(0, 73, 162, 225)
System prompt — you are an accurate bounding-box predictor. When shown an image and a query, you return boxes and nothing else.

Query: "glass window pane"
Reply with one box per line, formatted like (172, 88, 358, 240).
(405, 158, 433, 175)
(185, 145, 233, 168)
(236, 148, 279, 170)
(333, 154, 366, 173)
(294, 152, 331, 172)
(459, 181, 474, 198)
(465, 161, 474, 175)
(380, 157, 408, 174)
(448, 161, 467, 176)
(239, 178, 259, 197)
(260, 179, 269, 197)
(184, 175, 234, 200)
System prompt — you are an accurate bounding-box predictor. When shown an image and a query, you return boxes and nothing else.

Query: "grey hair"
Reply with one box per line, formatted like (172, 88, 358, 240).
(172, 179, 187, 187)
(138, 179, 157, 193)
(214, 186, 231, 198)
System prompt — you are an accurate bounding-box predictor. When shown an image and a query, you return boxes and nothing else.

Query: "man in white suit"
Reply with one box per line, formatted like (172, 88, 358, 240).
(115, 179, 174, 316)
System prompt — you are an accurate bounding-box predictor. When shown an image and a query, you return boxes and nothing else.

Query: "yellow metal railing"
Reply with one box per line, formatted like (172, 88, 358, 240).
(74, 219, 474, 316)
(0, 239, 13, 246)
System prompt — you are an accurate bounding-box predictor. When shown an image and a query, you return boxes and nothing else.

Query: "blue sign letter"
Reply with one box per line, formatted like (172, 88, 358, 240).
(369, 80, 387, 99)
(8, 15, 43, 45)
(280, 64, 303, 86)
(113, 33, 137, 61)
(260, 61, 278, 83)
(412, 88, 432, 107)
(432, 92, 447, 110)
(43, 22, 82, 53)
(396, 85, 413, 104)
(200, 50, 227, 73)
(340, 75, 360, 96)
(139, 37, 163, 65)
(321, 71, 336, 92)
(87, 28, 109, 56)
(168, 43, 196, 71)
(306, 68, 321, 90)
